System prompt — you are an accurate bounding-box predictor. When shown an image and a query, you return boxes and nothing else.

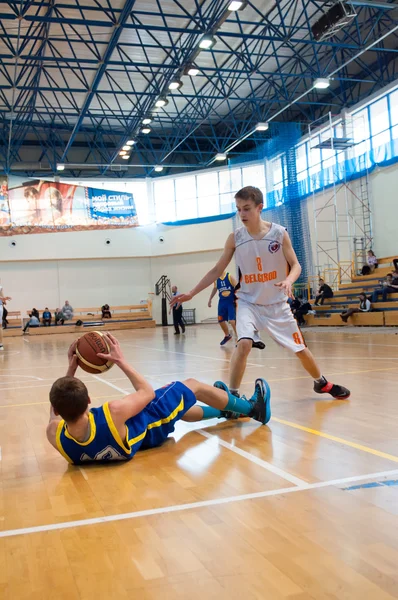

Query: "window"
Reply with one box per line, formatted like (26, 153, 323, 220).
(370, 97, 390, 149)
(197, 172, 219, 217)
(390, 90, 398, 141)
(154, 178, 175, 222)
(295, 143, 307, 181)
(175, 176, 197, 220)
(352, 109, 370, 158)
(242, 164, 266, 193)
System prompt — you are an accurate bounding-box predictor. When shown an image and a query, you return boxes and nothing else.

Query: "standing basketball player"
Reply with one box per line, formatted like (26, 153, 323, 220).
(172, 186, 350, 400)
(208, 271, 237, 345)
(0, 282, 12, 351)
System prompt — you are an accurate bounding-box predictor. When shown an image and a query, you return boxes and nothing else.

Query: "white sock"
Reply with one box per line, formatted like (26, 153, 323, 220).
(315, 376, 326, 384)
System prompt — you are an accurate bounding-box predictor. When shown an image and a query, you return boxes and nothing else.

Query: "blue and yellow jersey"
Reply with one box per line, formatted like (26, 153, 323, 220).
(216, 273, 235, 301)
(56, 381, 196, 465)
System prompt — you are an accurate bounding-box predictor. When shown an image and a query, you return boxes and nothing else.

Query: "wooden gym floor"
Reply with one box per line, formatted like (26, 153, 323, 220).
(1, 325, 398, 600)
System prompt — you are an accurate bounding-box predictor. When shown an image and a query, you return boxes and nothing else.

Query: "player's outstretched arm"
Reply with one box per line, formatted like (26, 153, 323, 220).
(171, 233, 236, 307)
(97, 333, 155, 422)
(274, 230, 302, 298)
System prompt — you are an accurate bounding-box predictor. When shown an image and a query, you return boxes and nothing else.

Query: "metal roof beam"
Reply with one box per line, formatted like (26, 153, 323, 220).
(59, 0, 138, 162)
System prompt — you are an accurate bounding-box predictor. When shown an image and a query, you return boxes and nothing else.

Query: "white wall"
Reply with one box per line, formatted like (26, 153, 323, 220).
(2, 159, 397, 318)
(0, 217, 234, 323)
(306, 161, 398, 276)
(371, 163, 398, 258)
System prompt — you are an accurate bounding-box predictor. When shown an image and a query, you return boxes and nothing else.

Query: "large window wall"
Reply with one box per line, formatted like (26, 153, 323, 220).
(153, 163, 266, 223)
(292, 84, 398, 199)
(62, 82, 397, 225)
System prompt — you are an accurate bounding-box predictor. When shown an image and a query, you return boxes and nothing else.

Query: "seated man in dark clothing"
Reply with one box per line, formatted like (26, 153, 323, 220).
(314, 279, 334, 306)
(371, 274, 398, 303)
(42, 308, 52, 326)
(101, 304, 112, 319)
(290, 296, 311, 326)
(54, 308, 64, 326)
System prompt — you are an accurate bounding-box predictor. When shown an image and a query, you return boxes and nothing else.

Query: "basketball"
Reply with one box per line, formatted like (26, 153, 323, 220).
(75, 331, 114, 374)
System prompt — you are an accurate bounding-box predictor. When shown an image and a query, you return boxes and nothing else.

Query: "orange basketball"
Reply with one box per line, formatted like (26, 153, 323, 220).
(75, 331, 114, 374)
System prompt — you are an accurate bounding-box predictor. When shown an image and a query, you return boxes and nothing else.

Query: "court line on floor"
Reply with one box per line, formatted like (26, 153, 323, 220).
(240, 365, 398, 386)
(272, 417, 398, 463)
(304, 339, 398, 348)
(123, 343, 263, 368)
(92, 375, 307, 487)
(2, 467, 398, 540)
(195, 429, 307, 487)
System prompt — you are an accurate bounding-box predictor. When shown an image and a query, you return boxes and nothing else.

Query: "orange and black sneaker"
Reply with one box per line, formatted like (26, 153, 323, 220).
(314, 378, 350, 400)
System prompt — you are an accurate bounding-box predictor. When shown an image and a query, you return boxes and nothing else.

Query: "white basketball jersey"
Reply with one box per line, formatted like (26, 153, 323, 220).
(234, 222, 288, 306)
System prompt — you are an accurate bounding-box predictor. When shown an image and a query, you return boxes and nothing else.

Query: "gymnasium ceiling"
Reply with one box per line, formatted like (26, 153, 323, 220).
(0, 0, 397, 178)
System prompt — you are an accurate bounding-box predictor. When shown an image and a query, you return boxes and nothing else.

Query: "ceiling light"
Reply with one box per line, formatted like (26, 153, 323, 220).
(119, 150, 127, 156)
(142, 118, 152, 125)
(228, 1, 248, 10)
(121, 155, 130, 160)
(155, 97, 169, 108)
(215, 153, 227, 161)
(255, 122, 269, 131)
(154, 166, 164, 172)
(314, 77, 330, 89)
(184, 65, 200, 77)
(168, 80, 183, 90)
(126, 139, 135, 146)
(122, 145, 130, 151)
(141, 127, 151, 134)
(198, 35, 216, 50)
(56, 164, 65, 171)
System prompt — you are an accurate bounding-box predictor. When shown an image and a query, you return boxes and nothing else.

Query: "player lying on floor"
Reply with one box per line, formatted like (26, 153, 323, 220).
(46, 333, 271, 465)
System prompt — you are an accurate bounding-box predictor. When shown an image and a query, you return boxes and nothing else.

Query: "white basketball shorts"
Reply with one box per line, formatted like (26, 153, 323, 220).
(236, 298, 306, 353)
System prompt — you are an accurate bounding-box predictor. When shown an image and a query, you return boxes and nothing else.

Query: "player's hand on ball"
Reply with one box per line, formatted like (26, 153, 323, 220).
(274, 279, 293, 298)
(96, 332, 124, 365)
(170, 292, 192, 308)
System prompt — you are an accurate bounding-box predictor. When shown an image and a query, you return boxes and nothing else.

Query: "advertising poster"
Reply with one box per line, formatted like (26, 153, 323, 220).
(0, 178, 138, 236)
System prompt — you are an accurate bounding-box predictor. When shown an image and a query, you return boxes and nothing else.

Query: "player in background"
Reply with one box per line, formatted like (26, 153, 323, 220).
(208, 271, 238, 345)
(172, 186, 350, 401)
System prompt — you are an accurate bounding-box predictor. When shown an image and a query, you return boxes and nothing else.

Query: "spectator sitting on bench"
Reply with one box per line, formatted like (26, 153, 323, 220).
(371, 273, 398, 303)
(290, 295, 312, 327)
(340, 293, 371, 323)
(61, 300, 73, 322)
(55, 308, 64, 326)
(314, 279, 334, 306)
(23, 311, 40, 333)
(362, 250, 378, 275)
(42, 307, 52, 326)
(101, 303, 112, 319)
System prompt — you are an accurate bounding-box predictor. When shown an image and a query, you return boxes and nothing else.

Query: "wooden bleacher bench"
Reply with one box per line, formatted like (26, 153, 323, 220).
(3, 310, 22, 327)
(4, 298, 155, 337)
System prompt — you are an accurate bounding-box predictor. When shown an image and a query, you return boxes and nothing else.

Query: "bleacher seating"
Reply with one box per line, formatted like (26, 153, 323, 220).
(305, 256, 398, 327)
(3, 299, 156, 337)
